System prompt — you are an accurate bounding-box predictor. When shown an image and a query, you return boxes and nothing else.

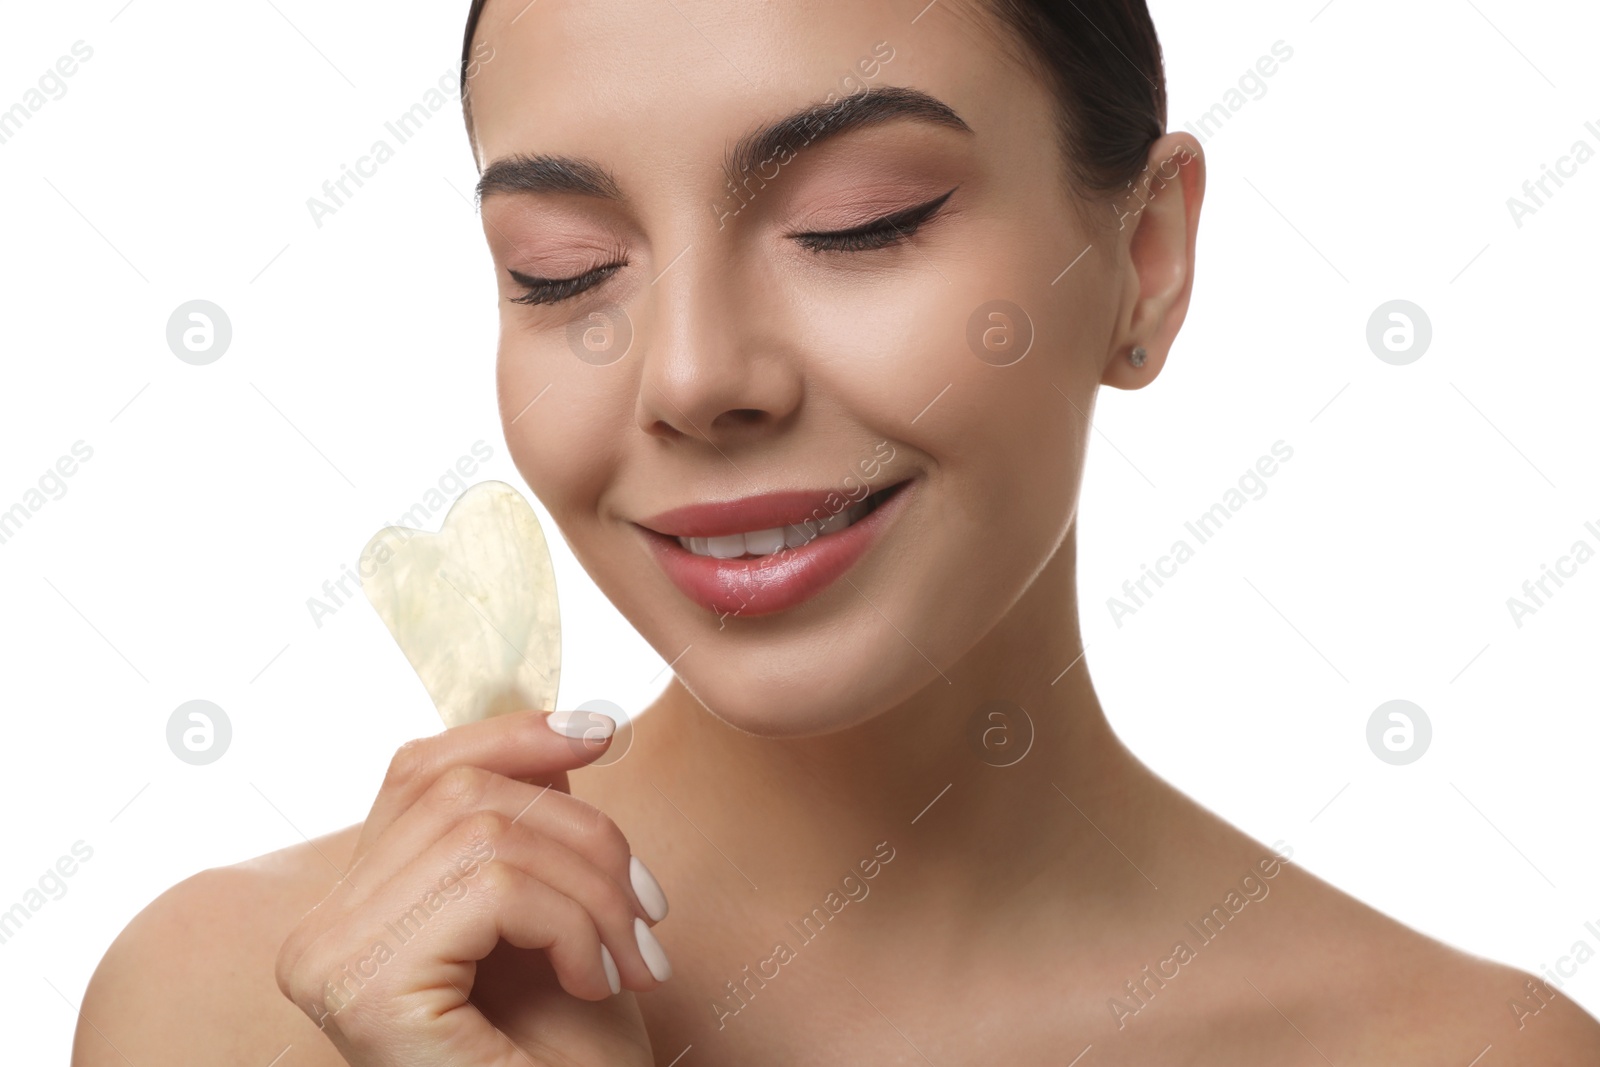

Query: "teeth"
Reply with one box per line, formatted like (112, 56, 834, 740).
(675, 496, 877, 559)
(706, 534, 745, 559)
(744, 527, 785, 555)
(782, 523, 815, 549)
(817, 510, 851, 536)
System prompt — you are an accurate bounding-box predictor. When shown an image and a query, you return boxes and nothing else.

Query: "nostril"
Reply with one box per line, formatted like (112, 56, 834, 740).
(715, 409, 768, 428)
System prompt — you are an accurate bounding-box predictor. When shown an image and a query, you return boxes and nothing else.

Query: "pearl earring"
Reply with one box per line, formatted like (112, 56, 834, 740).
(1129, 346, 1147, 368)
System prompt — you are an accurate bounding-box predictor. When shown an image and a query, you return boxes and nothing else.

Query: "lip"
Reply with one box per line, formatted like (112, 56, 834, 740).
(639, 481, 902, 539)
(636, 479, 913, 618)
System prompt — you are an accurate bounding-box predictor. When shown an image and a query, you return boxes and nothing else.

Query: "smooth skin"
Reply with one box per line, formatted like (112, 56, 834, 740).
(75, 1, 1600, 1063)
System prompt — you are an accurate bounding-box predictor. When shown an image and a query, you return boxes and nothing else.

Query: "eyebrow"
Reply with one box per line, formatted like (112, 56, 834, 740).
(474, 85, 972, 204)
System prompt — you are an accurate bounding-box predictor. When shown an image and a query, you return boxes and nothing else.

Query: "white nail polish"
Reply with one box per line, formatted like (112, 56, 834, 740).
(630, 854, 670, 921)
(599, 942, 621, 995)
(634, 916, 672, 981)
(546, 709, 615, 739)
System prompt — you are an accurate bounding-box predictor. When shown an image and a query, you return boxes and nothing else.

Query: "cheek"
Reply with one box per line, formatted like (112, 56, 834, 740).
(792, 248, 1097, 516)
(787, 276, 1090, 659)
(496, 327, 623, 525)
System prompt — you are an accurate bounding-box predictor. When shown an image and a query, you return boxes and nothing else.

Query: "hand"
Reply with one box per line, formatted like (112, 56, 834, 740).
(275, 708, 668, 1066)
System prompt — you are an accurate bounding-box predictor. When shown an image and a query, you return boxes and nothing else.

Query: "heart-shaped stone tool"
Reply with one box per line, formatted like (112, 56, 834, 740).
(359, 480, 561, 729)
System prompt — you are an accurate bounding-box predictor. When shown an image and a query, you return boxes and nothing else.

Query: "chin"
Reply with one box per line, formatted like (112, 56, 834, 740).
(669, 636, 948, 740)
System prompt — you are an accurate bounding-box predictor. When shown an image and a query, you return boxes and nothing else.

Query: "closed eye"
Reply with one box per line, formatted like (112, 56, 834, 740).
(505, 185, 960, 305)
(789, 186, 958, 254)
(508, 262, 626, 306)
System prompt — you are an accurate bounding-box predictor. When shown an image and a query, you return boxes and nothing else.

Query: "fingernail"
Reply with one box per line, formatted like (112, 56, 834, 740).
(630, 854, 670, 922)
(599, 942, 621, 995)
(634, 916, 672, 981)
(546, 709, 615, 740)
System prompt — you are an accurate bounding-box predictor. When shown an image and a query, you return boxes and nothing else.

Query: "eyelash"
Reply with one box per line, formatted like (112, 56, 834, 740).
(791, 187, 957, 254)
(508, 262, 625, 306)
(507, 186, 958, 306)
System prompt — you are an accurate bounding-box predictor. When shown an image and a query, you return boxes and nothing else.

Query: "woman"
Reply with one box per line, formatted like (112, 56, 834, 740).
(74, 1, 1600, 1063)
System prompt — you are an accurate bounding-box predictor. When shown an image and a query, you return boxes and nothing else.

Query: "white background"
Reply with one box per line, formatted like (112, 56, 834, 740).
(1, 0, 1596, 1060)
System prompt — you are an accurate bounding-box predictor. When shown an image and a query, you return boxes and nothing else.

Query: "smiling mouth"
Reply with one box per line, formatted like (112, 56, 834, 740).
(672, 483, 902, 559)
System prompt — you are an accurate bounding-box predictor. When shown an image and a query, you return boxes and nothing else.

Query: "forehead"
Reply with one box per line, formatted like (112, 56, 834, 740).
(465, 0, 1042, 179)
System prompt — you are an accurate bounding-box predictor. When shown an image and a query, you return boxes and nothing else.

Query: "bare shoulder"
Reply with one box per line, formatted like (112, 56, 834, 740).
(1352, 923, 1600, 1064)
(72, 823, 364, 1066)
(1221, 855, 1600, 1064)
(1404, 945, 1600, 1064)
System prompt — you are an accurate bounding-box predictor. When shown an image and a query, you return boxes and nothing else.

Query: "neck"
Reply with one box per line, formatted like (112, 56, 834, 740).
(636, 524, 1155, 945)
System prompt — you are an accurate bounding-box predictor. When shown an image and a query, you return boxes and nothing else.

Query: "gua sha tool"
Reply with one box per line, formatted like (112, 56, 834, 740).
(359, 480, 561, 729)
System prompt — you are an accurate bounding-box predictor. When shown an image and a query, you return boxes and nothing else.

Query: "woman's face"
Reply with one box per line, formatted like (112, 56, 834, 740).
(472, 0, 1130, 737)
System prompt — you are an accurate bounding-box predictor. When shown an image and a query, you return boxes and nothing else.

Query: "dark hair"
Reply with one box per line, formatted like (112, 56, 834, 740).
(460, 0, 1165, 196)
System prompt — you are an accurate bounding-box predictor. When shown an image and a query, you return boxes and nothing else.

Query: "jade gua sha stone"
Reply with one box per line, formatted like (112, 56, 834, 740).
(359, 480, 561, 729)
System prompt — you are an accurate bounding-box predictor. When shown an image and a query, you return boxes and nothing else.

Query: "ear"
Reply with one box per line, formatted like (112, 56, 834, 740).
(1101, 133, 1205, 390)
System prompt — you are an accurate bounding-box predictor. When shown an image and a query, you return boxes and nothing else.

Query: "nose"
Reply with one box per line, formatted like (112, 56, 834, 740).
(632, 252, 803, 446)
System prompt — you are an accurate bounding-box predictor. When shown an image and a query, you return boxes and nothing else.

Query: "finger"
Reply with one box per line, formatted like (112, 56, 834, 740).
(432, 810, 668, 992)
(352, 764, 645, 910)
(287, 812, 661, 1019)
(357, 708, 616, 860)
(363, 766, 660, 921)
(285, 765, 666, 969)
